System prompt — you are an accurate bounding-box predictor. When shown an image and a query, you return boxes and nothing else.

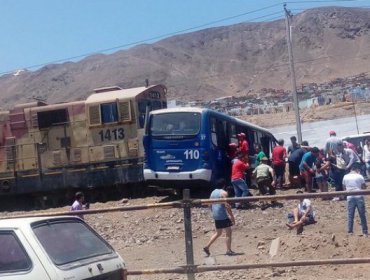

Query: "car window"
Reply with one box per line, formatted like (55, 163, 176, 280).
(0, 231, 31, 273)
(32, 219, 113, 266)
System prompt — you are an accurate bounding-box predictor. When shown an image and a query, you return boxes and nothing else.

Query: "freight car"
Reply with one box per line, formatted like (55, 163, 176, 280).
(0, 84, 167, 207)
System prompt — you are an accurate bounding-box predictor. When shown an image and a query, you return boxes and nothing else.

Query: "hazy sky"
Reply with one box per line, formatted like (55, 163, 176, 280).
(1, 0, 369, 74)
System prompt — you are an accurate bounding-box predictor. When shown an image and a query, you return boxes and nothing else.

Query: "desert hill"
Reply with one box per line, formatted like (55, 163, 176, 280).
(0, 6, 369, 108)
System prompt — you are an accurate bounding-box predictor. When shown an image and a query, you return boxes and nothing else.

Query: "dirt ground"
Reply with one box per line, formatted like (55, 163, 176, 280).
(3, 186, 370, 280)
(241, 101, 370, 128)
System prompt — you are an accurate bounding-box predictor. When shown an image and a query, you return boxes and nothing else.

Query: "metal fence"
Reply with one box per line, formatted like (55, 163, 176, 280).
(3, 189, 370, 279)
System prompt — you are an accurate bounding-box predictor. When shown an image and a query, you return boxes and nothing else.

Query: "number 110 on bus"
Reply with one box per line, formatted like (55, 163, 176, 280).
(184, 149, 199, 160)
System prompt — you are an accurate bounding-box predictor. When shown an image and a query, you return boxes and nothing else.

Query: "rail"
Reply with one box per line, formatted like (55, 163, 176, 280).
(2, 189, 370, 279)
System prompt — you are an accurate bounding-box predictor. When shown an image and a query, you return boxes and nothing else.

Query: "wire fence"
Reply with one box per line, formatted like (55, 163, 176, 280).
(3, 189, 370, 279)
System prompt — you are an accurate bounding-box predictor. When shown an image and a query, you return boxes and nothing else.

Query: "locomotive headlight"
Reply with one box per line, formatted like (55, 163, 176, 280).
(194, 142, 199, 147)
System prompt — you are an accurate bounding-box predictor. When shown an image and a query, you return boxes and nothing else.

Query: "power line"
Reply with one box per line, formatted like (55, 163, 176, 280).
(0, 3, 283, 76)
(286, 0, 361, 3)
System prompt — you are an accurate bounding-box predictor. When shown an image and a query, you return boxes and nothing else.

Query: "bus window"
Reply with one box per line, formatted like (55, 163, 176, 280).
(227, 123, 238, 144)
(150, 112, 201, 137)
(218, 120, 227, 149)
(261, 136, 271, 156)
(210, 118, 218, 146)
(247, 129, 255, 155)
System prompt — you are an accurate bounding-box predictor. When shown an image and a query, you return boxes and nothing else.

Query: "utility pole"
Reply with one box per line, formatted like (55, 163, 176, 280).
(352, 91, 360, 134)
(284, 3, 302, 143)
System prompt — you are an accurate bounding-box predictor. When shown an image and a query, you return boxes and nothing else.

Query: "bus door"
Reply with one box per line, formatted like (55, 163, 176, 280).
(209, 117, 228, 182)
(261, 135, 272, 157)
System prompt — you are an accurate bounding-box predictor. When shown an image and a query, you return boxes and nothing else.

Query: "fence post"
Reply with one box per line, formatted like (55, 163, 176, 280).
(183, 188, 196, 280)
(122, 268, 128, 280)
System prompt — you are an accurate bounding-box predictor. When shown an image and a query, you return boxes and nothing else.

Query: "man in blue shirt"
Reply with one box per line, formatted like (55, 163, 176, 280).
(203, 179, 236, 257)
(299, 147, 320, 192)
(288, 141, 309, 188)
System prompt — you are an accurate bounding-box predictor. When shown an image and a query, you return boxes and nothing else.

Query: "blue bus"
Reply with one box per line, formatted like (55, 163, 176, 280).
(143, 107, 277, 189)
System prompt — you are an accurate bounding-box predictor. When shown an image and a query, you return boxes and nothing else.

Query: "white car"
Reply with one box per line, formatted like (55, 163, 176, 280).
(0, 216, 126, 280)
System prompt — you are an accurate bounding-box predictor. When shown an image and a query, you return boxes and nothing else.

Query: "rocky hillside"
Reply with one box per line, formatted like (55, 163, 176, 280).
(0, 6, 369, 108)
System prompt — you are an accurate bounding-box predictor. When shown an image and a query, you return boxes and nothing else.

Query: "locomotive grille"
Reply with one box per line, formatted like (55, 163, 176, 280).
(31, 112, 39, 128)
(72, 148, 82, 162)
(103, 146, 115, 160)
(119, 101, 131, 122)
(53, 151, 62, 166)
(5, 137, 16, 165)
(89, 105, 101, 125)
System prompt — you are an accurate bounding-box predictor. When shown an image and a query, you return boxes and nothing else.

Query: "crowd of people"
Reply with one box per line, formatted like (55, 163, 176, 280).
(205, 131, 370, 256)
(228, 130, 370, 204)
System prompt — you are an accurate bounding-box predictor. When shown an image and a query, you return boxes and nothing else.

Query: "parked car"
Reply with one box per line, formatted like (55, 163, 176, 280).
(342, 132, 370, 150)
(0, 216, 126, 279)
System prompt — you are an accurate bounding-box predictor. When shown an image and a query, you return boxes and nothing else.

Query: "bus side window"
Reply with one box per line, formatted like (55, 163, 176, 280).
(210, 118, 218, 147)
(227, 123, 238, 144)
(217, 120, 227, 150)
(261, 136, 271, 156)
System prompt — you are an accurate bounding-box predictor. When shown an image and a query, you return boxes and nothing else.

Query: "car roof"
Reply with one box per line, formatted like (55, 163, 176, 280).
(0, 216, 81, 229)
(342, 132, 370, 140)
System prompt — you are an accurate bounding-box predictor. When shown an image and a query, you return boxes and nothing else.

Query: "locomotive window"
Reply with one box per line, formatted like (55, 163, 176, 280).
(37, 109, 69, 129)
(138, 100, 149, 128)
(101, 103, 118, 124)
(152, 100, 162, 111)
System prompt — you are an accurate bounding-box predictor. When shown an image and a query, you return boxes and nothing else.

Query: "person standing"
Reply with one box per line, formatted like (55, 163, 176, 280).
(255, 144, 267, 166)
(288, 141, 309, 188)
(237, 133, 249, 158)
(70, 192, 89, 219)
(288, 136, 300, 155)
(231, 154, 250, 209)
(203, 179, 236, 256)
(364, 139, 370, 177)
(272, 139, 287, 189)
(339, 144, 362, 172)
(325, 130, 342, 158)
(299, 147, 320, 193)
(343, 163, 368, 236)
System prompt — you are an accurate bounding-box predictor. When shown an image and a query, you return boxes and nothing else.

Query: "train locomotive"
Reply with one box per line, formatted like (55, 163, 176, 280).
(0, 84, 167, 205)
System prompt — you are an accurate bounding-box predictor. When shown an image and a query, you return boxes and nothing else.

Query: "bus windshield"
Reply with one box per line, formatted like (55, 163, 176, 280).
(150, 112, 201, 136)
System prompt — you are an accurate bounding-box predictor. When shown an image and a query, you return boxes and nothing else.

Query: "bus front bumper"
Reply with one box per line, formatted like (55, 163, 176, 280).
(143, 169, 212, 182)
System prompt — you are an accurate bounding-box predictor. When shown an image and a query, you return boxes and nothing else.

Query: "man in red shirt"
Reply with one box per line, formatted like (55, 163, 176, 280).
(272, 139, 287, 189)
(237, 133, 249, 158)
(231, 154, 250, 209)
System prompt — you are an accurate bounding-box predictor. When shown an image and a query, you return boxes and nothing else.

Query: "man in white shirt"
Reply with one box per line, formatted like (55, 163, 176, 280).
(343, 163, 368, 236)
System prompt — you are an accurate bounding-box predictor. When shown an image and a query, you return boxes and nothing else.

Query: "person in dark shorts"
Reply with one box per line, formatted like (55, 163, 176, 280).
(203, 179, 236, 257)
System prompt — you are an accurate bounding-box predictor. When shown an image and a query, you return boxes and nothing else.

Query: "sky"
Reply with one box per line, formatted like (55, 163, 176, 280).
(1, 0, 369, 75)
